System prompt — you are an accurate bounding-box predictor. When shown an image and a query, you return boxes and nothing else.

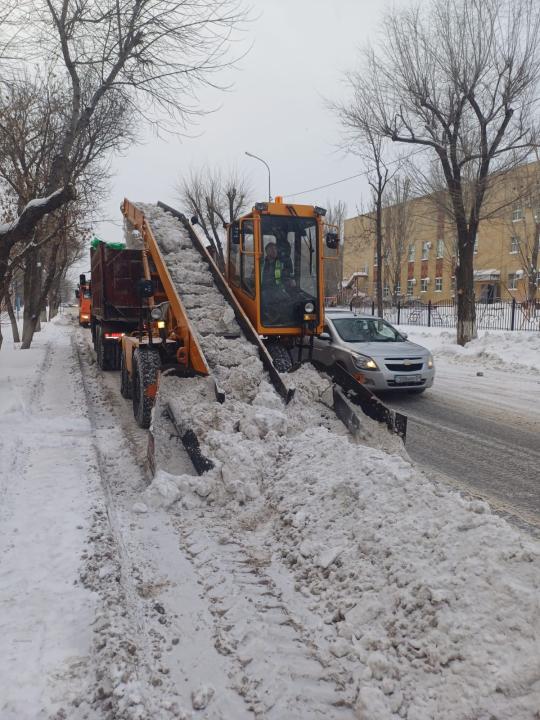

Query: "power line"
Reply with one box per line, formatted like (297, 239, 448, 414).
(281, 147, 429, 199)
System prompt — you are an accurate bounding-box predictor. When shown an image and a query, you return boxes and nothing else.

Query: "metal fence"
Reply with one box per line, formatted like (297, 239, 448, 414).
(345, 298, 540, 332)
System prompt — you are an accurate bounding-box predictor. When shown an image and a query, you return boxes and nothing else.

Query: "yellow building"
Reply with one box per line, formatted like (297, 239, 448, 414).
(342, 161, 540, 305)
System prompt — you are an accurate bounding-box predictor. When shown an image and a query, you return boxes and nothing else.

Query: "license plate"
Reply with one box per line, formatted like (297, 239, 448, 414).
(394, 374, 421, 384)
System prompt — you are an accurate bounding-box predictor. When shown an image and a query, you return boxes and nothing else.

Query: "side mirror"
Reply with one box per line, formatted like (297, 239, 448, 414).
(191, 215, 199, 226)
(137, 278, 154, 298)
(319, 332, 332, 341)
(325, 232, 339, 250)
(75, 289, 80, 299)
(231, 223, 240, 246)
(401, 332, 408, 339)
(79, 273, 86, 285)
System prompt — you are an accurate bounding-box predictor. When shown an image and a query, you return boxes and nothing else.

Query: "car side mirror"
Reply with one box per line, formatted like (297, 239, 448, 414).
(75, 289, 80, 299)
(231, 223, 240, 245)
(401, 332, 408, 339)
(319, 332, 332, 341)
(191, 215, 199, 225)
(325, 232, 339, 249)
(79, 273, 86, 285)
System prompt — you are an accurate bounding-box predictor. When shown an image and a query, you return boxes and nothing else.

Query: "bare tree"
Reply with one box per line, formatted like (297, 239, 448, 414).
(383, 176, 413, 304)
(323, 200, 347, 299)
(342, 0, 540, 344)
(332, 89, 397, 316)
(178, 167, 251, 270)
(0, 0, 248, 335)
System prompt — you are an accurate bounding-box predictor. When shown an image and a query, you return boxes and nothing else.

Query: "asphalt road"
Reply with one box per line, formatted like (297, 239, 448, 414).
(382, 359, 540, 537)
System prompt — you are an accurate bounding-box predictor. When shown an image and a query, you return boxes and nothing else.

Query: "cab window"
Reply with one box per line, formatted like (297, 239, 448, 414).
(240, 220, 255, 296)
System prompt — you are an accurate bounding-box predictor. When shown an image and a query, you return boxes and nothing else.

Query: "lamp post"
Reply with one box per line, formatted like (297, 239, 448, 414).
(245, 151, 272, 202)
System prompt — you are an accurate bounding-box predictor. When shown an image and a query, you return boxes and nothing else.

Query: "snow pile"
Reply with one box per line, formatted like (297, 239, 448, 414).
(399, 327, 540, 374)
(265, 426, 540, 719)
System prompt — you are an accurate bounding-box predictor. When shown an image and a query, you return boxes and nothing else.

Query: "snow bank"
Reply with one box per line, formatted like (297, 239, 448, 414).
(398, 326, 540, 374)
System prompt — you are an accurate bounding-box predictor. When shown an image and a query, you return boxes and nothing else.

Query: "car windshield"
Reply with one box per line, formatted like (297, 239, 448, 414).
(331, 317, 405, 342)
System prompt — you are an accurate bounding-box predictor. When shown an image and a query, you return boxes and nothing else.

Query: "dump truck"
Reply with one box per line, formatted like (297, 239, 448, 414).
(115, 198, 406, 471)
(90, 239, 145, 370)
(76, 273, 92, 326)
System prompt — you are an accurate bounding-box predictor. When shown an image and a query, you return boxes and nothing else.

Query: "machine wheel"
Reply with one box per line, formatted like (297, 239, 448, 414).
(95, 326, 109, 370)
(267, 342, 293, 373)
(132, 348, 161, 428)
(120, 351, 132, 399)
(407, 387, 426, 395)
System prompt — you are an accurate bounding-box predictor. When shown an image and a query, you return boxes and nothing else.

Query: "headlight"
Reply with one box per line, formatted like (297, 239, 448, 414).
(304, 301, 315, 314)
(354, 354, 378, 370)
(427, 354, 434, 369)
(150, 302, 169, 321)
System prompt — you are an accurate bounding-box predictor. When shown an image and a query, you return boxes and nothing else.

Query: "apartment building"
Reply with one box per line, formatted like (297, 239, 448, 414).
(342, 161, 540, 304)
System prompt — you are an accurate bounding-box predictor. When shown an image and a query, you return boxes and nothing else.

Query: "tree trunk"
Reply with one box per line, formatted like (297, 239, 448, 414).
(5, 292, 20, 342)
(21, 252, 42, 348)
(527, 224, 539, 310)
(456, 228, 477, 346)
(375, 195, 384, 317)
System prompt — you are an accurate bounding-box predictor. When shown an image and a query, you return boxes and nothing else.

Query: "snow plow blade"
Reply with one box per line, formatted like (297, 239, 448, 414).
(157, 201, 295, 405)
(313, 361, 408, 441)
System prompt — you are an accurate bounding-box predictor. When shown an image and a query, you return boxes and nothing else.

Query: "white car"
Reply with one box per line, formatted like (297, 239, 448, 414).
(312, 310, 435, 393)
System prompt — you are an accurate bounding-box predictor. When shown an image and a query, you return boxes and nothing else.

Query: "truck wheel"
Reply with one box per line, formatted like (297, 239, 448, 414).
(120, 351, 132, 399)
(96, 326, 107, 370)
(132, 348, 161, 428)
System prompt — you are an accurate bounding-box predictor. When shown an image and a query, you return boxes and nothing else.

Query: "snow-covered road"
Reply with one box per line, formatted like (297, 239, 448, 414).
(1, 316, 540, 720)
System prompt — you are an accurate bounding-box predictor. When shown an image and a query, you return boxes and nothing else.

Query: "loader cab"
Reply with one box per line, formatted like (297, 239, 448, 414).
(227, 198, 336, 340)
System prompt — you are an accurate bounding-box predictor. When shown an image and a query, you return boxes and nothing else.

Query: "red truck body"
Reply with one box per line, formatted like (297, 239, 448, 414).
(90, 242, 144, 369)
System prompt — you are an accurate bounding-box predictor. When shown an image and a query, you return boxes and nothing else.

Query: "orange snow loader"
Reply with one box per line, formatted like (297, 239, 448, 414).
(118, 198, 406, 457)
(76, 274, 92, 326)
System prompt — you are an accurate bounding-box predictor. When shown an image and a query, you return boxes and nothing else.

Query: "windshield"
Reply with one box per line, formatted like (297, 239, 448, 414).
(260, 215, 319, 327)
(331, 317, 405, 343)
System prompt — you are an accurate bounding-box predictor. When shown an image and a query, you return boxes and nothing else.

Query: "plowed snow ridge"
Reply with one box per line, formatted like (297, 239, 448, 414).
(134, 204, 540, 719)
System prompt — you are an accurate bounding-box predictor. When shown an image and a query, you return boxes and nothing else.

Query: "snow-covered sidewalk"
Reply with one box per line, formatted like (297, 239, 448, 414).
(397, 326, 540, 374)
(0, 317, 100, 719)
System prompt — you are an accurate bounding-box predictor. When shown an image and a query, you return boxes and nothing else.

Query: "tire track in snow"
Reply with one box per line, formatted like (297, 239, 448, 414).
(173, 513, 356, 719)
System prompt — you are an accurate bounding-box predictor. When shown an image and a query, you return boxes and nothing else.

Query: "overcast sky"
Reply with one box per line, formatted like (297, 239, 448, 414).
(95, 0, 387, 241)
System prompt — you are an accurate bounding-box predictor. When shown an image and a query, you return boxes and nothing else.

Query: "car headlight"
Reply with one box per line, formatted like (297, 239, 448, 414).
(304, 301, 315, 314)
(427, 354, 434, 369)
(354, 354, 378, 370)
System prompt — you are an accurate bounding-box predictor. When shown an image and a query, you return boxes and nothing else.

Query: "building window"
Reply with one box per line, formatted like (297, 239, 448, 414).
(395, 280, 401, 295)
(408, 244, 416, 262)
(421, 241, 430, 260)
(420, 278, 428, 293)
(508, 272, 518, 290)
(451, 276, 456, 293)
(436, 239, 444, 258)
(383, 283, 389, 298)
(510, 236, 519, 254)
(373, 251, 378, 267)
(407, 279, 414, 297)
(512, 206, 524, 222)
(435, 277, 443, 292)
(473, 235, 478, 254)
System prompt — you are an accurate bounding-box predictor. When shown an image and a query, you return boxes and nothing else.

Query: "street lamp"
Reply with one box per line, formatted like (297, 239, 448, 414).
(245, 151, 272, 202)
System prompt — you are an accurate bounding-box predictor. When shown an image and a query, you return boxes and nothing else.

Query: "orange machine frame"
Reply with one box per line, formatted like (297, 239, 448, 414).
(226, 197, 332, 336)
(121, 199, 210, 377)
